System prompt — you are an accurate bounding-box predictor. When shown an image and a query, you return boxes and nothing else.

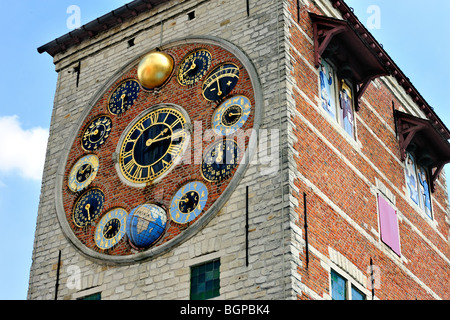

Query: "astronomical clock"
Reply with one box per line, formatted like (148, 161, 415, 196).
(57, 39, 259, 263)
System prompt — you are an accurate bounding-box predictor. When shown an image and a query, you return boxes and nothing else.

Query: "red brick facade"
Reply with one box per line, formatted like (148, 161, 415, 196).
(288, 1, 449, 299)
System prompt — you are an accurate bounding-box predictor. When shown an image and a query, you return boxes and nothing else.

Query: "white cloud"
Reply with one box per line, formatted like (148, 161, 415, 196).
(0, 116, 49, 181)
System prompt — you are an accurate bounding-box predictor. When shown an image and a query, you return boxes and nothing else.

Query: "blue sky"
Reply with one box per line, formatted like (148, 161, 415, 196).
(0, 1, 448, 300)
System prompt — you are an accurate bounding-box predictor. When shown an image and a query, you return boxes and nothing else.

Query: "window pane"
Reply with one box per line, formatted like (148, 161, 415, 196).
(319, 60, 337, 119)
(338, 80, 355, 138)
(331, 270, 347, 300)
(405, 153, 419, 205)
(77, 292, 101, 300)
(190, 259, 220, 300)
(418, 166, 432, 219)
(351, 286, 365, 300)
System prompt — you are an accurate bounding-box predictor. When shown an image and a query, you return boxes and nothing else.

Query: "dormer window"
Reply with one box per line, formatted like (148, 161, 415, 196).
(395, 110, 450, 194)
(310, 13, 388, 112)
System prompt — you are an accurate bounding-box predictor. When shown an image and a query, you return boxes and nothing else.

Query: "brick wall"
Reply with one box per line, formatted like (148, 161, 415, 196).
(287, 0, 449, 300)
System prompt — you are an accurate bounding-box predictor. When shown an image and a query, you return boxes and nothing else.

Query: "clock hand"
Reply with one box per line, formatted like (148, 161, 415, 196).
(216, 146, 224, 163)
(120, 94, 126, 108)
(145, 128, 169, 147)
(180, 61, 197, 79)
(227, 112, 242, 117)
(85, 204, 91, 221)
(216, 79, 222, 96)
(149, 135, 172, 144)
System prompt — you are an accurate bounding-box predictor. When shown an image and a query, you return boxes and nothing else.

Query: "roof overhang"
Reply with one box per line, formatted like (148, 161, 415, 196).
(37, 0, 171, 57)
(310, 13, 388, 111)
(395, 110, 450, 192)
(329, 0, 450, 147)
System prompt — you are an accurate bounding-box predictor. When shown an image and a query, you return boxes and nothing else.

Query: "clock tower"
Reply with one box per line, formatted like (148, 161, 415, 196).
(29, 0, 450, 300)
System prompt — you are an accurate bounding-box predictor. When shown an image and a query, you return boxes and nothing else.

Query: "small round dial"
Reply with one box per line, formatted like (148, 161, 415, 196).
(170, 181, 208, 224)
(68, 154, 99, 192)
(72, 188, 105, 228)
(177, 49, 212, 86)
(95, 208, 127, 250)
(202, 63, 240, 101)
(108, 79, 141, 115)
(81, 115, 112, 151)
(201, 139, 240, 182)
(212, 95, 252, 135)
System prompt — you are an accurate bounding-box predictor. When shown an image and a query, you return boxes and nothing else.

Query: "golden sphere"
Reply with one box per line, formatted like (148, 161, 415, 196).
(137, 51, 174, 89)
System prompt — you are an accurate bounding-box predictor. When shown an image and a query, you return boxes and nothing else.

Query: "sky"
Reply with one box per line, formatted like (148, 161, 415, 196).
(0, 0, 448, 300)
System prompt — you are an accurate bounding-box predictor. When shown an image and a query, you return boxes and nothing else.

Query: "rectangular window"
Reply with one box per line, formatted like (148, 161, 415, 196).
(190, 259, 220, 300)
(378, 195, 401, 257)
(331, 270, 347, 300)
(351, 286, 365, 300)
(331, 269, 366, 300)
(77, 292, 101, 300)
(319, 60, 356, 138)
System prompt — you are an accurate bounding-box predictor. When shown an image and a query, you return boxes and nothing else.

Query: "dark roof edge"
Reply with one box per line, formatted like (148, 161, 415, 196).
(37, 0, 170, 57)
(332, 0, 450, 140)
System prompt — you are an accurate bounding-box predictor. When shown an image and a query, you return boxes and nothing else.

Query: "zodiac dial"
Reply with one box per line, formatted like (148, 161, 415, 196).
(170, 181, 208, 224)
(72, 188, 105, 228)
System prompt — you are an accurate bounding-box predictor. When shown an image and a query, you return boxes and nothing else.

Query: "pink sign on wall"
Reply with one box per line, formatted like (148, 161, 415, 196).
(378, 195, 401, 257)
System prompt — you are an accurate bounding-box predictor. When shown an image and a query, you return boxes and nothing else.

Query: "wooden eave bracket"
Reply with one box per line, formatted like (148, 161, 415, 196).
(312, 21, 347, 69)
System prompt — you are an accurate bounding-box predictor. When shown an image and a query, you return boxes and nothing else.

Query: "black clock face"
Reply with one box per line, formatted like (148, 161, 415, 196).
(72, 189, 105, 228)
(201, 139, 240, 182)
(94, 208, 128, 250)
(179, 191, 200, 214)
(76, 164, 93, 183)
(119, 107, 187, 184)
(202, 63, 240, 101)
(108, 79, 141, 115)
(81, 116, 112, 151)
(177, 49, 212, 86)
(222, 104, 243, 126)
(103, 218, 121, 239)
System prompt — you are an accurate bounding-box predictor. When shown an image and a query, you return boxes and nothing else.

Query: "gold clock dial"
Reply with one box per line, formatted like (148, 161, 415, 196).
(95, 208, 127, 250)
(68, 154, 99, 192)
(81, 115, 112, 151)
(119, 107, 187, 184)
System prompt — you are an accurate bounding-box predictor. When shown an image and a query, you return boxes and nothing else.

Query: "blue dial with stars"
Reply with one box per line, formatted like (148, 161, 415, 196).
(108, 79, 141, 115)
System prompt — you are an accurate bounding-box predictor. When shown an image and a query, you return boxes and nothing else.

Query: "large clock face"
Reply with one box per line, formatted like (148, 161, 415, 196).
(118, 107, 187, 184)
(59, 40, 259, 263)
